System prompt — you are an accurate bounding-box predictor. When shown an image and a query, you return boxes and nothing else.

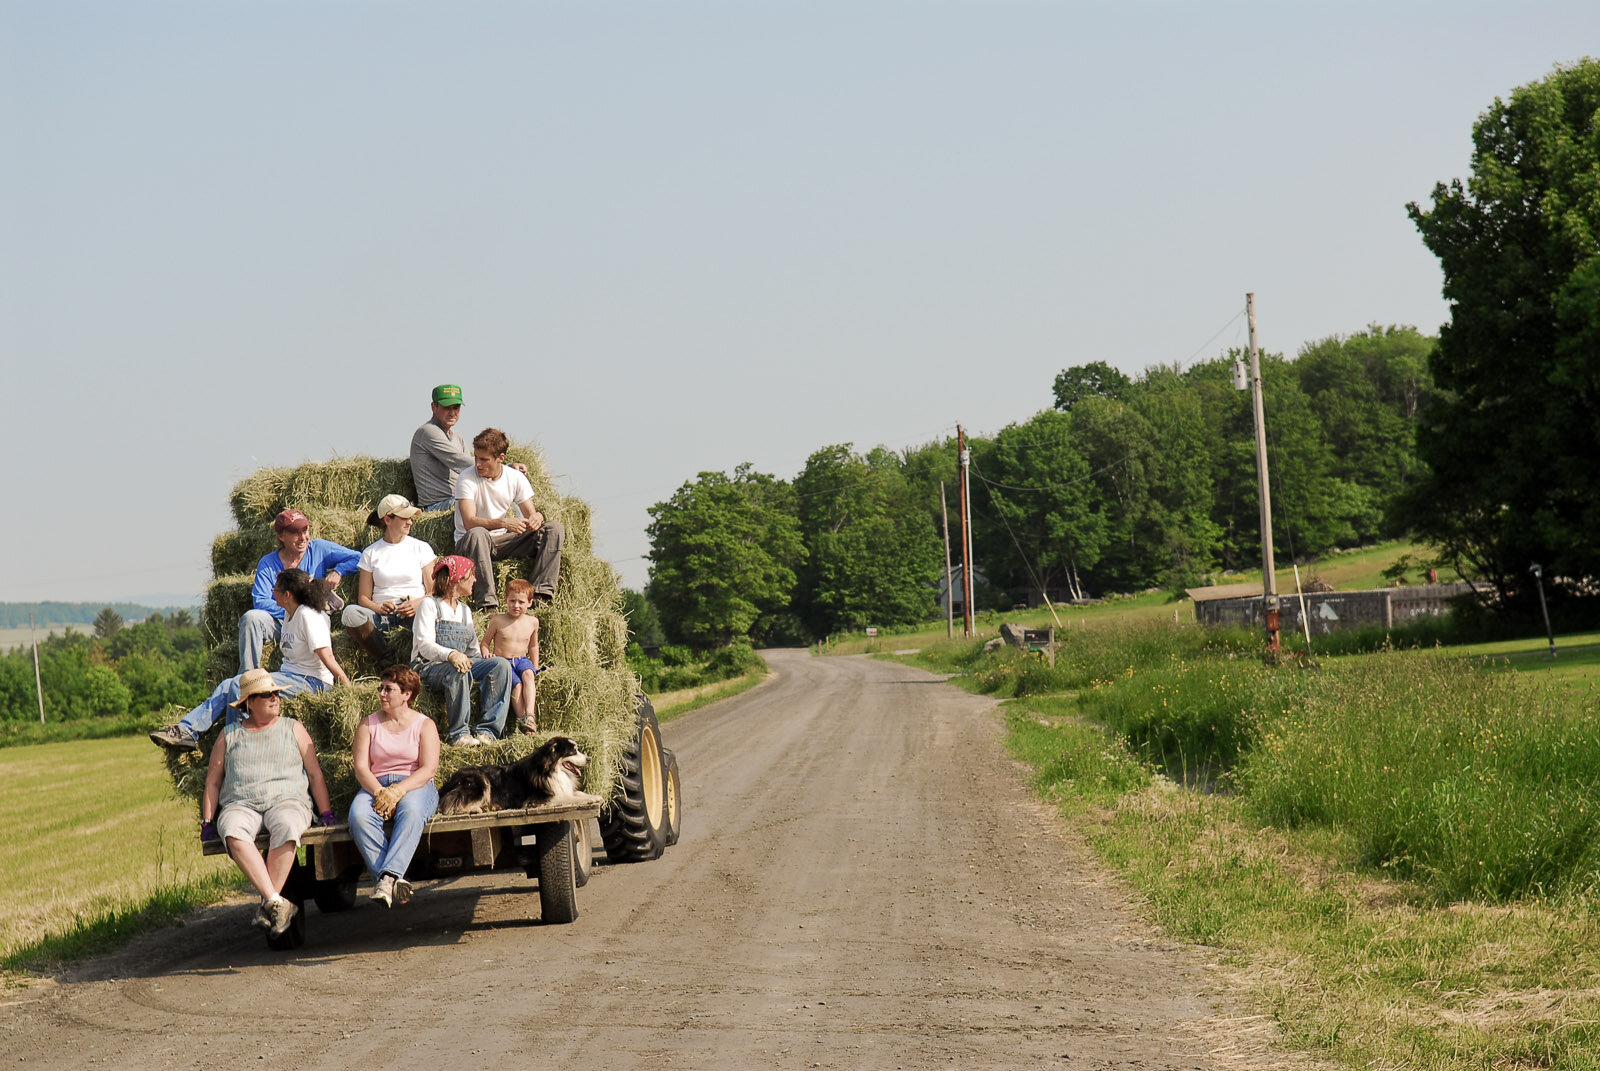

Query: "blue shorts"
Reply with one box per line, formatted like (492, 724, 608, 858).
(508, 657, 537, 678)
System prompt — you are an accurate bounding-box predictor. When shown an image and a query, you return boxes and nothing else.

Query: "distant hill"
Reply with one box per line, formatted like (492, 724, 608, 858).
(0, 601, 197, 629)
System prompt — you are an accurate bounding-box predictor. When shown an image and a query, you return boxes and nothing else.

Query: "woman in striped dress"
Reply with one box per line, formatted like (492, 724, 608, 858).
(200, 668, 336, 937)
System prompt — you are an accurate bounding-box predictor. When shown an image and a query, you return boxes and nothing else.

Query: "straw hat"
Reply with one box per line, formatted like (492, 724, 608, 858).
(230, 668, 287, 709)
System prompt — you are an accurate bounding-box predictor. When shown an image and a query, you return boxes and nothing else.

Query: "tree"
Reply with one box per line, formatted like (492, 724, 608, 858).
(92, 607, 124, 638)
(619, 589, 666, 649)
(1405, 60, 1600, 602)
(793, 445, 943, 635)
(1052, 360, 1132, 412)
(975, 411, 1105, 601)
(646, 465, 804, 648)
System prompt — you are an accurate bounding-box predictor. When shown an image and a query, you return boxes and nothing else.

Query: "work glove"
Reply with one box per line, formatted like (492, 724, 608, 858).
(200, 820, 217, 842)
(372, 786, 404, 820)
(317, 809, 338, 827)
(447, 651, 473, 673)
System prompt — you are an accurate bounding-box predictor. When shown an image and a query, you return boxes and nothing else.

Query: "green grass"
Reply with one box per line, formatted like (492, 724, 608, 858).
(0, 737, 237, 972)
(896, 609, 1600, 1068)
(651, 661, 770, 723)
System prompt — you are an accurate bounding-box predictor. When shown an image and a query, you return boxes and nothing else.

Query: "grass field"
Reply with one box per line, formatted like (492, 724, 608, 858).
(0, 737, 236, 970)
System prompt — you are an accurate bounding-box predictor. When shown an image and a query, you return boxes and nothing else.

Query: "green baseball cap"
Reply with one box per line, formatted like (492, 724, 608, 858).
(432, 384, 464, 406)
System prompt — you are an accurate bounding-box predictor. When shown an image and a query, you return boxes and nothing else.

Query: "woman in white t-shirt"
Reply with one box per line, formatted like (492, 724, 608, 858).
(340, 494, 439, 669)
(149, 568, 349, 749)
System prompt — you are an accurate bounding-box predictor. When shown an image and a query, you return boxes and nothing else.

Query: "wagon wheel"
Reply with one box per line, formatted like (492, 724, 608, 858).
(572, 816, 595, 888)
(535, 820, 579, 924)
(311, 865, 363, 913)
(597, 696, 668, 862)
(661, 748, 682, 848)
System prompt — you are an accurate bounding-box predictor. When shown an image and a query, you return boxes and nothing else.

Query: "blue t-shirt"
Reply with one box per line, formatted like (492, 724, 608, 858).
(250, 539, 363, 621)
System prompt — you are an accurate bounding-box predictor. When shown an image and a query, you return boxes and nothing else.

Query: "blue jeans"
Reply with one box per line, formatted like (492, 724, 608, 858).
(237, 609, 282, 674)
(348, 774, 440, 879)
(416, 657, 513, 742)
(177, 671, 327, 736)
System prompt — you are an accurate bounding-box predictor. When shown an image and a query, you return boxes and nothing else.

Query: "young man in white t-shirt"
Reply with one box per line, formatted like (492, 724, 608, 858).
(453, 427, 565, 611)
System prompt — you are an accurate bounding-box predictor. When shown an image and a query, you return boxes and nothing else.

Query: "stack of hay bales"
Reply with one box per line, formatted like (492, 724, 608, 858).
(164, 444, 639, 815)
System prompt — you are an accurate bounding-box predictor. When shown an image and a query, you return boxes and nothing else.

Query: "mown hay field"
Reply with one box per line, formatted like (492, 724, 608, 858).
(0, 737, 234, 961)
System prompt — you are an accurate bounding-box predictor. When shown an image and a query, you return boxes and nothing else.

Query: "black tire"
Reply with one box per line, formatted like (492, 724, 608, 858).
(572, 816, 594, 888)
(264, 902, 306, 951)
(598, 696, 668, 862)
(661, 748, 681, 847)
(535, 820, 579, 924)
(311, 866, 361, 913)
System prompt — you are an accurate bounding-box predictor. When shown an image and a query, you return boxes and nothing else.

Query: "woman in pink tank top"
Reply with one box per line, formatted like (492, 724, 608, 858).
(348, 664, 442, 907)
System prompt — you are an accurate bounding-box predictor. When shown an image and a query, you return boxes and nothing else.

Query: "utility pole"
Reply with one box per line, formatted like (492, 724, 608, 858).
(29, 613, 44, 725)
(1245, 293, 1280, 651)
(940, 482, 954, 639)
(957, 425, 975, 638)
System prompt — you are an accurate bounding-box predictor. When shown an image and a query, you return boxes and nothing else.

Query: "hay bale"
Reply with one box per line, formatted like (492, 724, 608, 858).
(203, 574, 255, 646)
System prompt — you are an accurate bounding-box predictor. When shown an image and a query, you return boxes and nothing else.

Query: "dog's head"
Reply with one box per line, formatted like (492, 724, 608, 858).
(535, 735, 589, 782)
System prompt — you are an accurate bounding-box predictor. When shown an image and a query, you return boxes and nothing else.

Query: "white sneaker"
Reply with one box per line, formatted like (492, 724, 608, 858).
(371, 874, 395, 907)
(394, 878, 414, 905)
(475, 732, 499, 745)
(452, 735, 479, 748)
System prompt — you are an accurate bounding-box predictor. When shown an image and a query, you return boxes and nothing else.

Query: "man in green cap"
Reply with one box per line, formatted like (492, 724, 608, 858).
(410, 384, 470, 511)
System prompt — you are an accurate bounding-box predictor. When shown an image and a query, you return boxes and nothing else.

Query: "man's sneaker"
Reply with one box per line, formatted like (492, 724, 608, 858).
(371, 874, 395, 908)
(475, 732, 498, 746)
(267, 897, 297, 936)
(149, 724, 199, 751)
(451, 735, 480, 748)
(251, 901, 273, 931)
(394, 878, 414, 905)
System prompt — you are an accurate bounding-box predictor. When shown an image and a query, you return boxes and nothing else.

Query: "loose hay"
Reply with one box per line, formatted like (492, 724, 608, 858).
(173, 442, 638, 811)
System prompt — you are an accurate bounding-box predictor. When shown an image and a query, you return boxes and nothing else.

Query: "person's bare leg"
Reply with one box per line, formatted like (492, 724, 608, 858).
(265, 842, 298, 897)
(517, 670, 538, 732)
(227, 838, 277, 901)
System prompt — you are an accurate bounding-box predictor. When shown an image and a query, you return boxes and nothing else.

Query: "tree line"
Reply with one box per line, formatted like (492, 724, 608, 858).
(642, 324, 1438, 649)
(0, 612, 208, 723)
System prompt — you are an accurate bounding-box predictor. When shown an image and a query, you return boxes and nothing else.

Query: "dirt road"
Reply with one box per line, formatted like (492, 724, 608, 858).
(2, 650, 1277, 1069)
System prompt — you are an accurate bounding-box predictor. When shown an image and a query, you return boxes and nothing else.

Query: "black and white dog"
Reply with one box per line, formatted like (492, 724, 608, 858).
(437, 736, 591, 815)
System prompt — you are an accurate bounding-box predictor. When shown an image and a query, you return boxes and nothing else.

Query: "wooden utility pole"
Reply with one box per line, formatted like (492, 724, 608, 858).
(957, 426, 975, 638)
(29, 613, 44, 724)
(1245, 293, 1280, 650)
(940, 482, 954, 639)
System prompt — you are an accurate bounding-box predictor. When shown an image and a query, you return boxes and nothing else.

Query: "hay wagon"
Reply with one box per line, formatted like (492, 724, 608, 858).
(168, 448, 683, 949)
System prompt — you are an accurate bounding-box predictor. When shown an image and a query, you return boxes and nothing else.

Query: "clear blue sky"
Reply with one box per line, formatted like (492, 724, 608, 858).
(3, 3, 1595, 603)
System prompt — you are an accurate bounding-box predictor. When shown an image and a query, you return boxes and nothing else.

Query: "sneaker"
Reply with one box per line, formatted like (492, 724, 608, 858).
(149, 724, 199, 751)
(394, 878, 414, 905)
(475, 732, 499, 746)
(251, 901, 273, 931)
(451, 735, 480, 748)
(371, 874, 395, 908)
(266, 897, 297, 936)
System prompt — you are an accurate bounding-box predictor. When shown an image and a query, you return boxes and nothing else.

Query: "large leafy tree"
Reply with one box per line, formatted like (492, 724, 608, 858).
(794, 445, 943, 635)
(1405, 60, 1600, 600)
(646, 465, 804, 648)
(1295, 325, 1435, 542)
(973, 410, 1105, 601)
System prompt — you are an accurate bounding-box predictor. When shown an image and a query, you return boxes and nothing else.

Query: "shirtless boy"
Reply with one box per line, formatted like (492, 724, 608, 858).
(480, 578, 542, 732)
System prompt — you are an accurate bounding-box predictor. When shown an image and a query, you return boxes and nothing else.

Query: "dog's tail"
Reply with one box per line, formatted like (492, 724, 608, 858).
(438, 769, 491, 815)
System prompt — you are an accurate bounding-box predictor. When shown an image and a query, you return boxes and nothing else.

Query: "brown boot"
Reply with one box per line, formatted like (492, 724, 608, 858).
(351, 625, 397, 669)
